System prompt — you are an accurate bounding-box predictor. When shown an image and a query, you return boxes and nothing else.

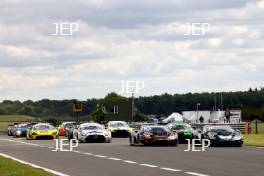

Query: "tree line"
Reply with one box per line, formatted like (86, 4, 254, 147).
(0, 88, 264, 121)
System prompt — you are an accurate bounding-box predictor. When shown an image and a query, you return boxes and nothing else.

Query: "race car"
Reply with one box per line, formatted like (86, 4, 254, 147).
(26, 123, 58, 140)
(58, 122, 75, 136)
(201, 125, 243, 147)
(167, 122, 194, 143)
(13, 123, 30, 137)
(107, 121, 133, 137)
(130, 125, 178, 146)
(7, 123, 20, 136)
(72, 123, 111, 143)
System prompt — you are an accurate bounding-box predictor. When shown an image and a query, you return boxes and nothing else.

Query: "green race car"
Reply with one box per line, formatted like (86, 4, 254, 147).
(167, 122, 194, 143)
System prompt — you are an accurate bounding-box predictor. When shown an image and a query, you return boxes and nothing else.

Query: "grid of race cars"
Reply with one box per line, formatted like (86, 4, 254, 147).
(7, 121, 244, 147)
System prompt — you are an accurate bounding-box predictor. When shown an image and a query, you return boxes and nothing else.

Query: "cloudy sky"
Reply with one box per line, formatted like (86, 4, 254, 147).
(0, 0, 264, 101)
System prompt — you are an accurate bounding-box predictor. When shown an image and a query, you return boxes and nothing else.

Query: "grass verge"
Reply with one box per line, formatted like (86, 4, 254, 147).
(0, 122, 9, 132)
(0, 115, 34, 122)
(0, 156, 54, 176)
(244, 134, 264, 147)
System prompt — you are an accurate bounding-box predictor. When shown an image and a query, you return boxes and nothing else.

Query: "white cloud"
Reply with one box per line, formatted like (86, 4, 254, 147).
(208, 38, 223, 47)
(0, 0, 263, 100)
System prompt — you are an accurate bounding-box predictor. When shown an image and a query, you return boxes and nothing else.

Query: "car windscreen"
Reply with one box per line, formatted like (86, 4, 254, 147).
(81, 126, 103, 130)
(171, 125, 186, 130)
(211, 128, 234, 135)
(110, 122, 128, 128)
(65, 123, 76, 128)
(33, 125, 53, 130)
(17, 124, 28, 128)
(149, 127, 169, 135)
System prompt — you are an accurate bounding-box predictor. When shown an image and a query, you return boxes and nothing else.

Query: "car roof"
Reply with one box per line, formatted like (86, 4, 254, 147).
(80, 123, 101, 127)
(108, 121, 126, 123)
(142, 125, 168, 128)
(204, 125, 233, 130)
(33, 123, 53, 127)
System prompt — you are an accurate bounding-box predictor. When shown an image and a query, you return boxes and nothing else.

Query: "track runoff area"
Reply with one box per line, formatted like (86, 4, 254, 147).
(0, 135, 263, 176)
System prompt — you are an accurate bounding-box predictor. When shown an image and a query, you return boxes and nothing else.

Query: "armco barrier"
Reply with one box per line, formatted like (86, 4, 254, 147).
(191, 122, 251, 134)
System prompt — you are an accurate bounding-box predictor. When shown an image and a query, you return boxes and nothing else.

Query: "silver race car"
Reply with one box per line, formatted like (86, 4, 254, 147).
(73, 123, 112, 143)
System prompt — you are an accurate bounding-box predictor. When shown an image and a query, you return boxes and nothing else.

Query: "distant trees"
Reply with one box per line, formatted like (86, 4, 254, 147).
(0, 88, 263, 121)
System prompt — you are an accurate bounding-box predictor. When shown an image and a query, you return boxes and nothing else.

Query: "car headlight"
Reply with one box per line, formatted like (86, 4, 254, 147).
(233, 132, 243, 140)
(16, 131, 21, 135)
(81, 132, 86, 136)
(168, 135, 176, 140)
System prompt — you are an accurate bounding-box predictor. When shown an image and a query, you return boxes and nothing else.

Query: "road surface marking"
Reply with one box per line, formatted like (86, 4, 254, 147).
(28, 143, 40, 146)
(0, 153, 70, 176)
(0, 138, 211, 176)
(94, 155, 107, 158)
(140, 164, 158, 168)
(160, 167, 181, 172)
(185, 172, 209, 176)
(123, 160, 137, 164)
(0, 144, 25, 147)
(108, 157, 121, 161)
(256, 147, 264, 149)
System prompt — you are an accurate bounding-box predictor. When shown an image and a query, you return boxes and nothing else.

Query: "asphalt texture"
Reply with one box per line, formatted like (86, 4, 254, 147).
(0, 135, 263, 176)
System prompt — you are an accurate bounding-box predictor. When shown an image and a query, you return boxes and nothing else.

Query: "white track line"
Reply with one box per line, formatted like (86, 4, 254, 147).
(185, 171, 209, 176)
(108, 157, 122, 161)
(123, 160, 137, 164)
(94, 155, 107, 158)
(256, 147, 264, 149)
(160, 167, 181, 172)
(140, 164, 158, 168)
(0, 153, 70, 176)
(1, 138, 211, 176)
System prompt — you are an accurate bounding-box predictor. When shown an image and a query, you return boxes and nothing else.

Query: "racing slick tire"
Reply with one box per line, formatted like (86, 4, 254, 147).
(234, 143, 242, 147)
(170, 140, 178, 146)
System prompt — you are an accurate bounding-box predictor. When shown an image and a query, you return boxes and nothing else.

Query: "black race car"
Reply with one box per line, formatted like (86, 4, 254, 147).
(130, 125, 178, 146)
(201, 125, 243, 147)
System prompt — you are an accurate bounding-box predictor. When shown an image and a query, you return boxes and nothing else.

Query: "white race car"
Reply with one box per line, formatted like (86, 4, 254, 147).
(73, 123, 112, 143)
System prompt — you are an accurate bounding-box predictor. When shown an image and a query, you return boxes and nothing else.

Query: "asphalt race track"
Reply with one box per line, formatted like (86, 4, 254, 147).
(0, 136, 263, 176)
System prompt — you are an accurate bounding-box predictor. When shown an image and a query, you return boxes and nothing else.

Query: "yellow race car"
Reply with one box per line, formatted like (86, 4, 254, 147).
(107, 121, 133, 137)
(26, 123, 58, 140)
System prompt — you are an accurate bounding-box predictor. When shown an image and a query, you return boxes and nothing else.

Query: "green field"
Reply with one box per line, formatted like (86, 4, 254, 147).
(0, 115, 34, 122)
(0, 122, 9, 132)
(0, 156, 54, 176)
(244, 134, 264, 147)
(0, 115, 35, 132)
